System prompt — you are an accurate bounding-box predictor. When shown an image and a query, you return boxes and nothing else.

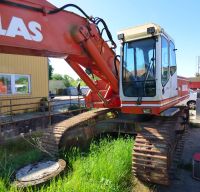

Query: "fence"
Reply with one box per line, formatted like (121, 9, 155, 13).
(0, 96, 86, 124)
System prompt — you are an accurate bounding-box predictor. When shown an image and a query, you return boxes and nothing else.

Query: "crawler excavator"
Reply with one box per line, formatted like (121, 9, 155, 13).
(0, 0, 190, 185)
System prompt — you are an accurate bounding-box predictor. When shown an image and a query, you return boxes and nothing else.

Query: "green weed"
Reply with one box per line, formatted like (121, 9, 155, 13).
(0, 137, 134, 192)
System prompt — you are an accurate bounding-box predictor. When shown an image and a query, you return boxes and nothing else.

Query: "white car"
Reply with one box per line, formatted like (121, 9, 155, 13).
(187, 89, 197, 109)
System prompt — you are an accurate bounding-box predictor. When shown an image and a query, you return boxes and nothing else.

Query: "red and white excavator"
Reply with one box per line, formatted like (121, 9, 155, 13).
(0, 0, 190, 185)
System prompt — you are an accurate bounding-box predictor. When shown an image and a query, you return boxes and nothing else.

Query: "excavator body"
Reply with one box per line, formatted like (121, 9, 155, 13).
(0, 0, 190, 186)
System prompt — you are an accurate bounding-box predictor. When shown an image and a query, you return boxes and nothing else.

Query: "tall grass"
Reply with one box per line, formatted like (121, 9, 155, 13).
(63, 137, 133, 192)
(0, 137, 134, 192)
(0, 138, 44, 192)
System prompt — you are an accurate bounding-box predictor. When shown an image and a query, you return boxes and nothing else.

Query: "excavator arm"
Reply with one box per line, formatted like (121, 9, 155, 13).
(0, 0, 120, 108)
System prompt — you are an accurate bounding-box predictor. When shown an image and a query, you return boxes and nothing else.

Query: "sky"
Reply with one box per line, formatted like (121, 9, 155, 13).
(48, 0, 200, 79)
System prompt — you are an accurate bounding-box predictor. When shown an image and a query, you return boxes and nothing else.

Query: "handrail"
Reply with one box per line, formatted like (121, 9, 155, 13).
(0, 96, 86, 124)
(0, 96, 43, 101)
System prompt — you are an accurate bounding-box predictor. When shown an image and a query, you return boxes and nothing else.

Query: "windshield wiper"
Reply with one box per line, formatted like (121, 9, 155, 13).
(144, 57, 155, 81)
(143, 41, 156, 96)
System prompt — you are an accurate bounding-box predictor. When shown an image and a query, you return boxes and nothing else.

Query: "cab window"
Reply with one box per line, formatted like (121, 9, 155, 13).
(161, 36, 169, 86)
(169, 41, 177, 76)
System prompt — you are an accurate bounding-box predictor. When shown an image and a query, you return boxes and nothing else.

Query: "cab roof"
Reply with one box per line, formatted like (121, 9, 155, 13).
(118, 23, 174, 43)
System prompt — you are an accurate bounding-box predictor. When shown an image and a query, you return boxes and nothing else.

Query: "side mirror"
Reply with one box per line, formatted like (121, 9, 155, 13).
(77, 83, 81, 95)
(162, 87, 165, 94)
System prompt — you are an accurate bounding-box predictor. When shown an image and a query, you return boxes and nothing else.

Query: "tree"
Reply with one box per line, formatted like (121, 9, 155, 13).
(63, 75, 76, 87)
(76, 78, 86, 86)
(48, 59, 54, 80)
(52, 73, 64, 80)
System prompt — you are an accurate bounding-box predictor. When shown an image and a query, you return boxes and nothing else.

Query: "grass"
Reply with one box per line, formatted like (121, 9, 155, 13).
(0, 136, 153, 192)
(0, 138, 43, 177)
(0, 138, 44, 192)
(61, 137, 134, 192)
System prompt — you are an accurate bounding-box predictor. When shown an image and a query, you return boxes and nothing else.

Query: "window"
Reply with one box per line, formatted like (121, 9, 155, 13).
(122, 38, 156, 97)
(0, 73, 31, 95)
(15, 75, 30, 94)
(123, 43, 135, 81)
(161, 36, 169, 86)
(169, 41, 177, 76)
(0, 74, 11, 94)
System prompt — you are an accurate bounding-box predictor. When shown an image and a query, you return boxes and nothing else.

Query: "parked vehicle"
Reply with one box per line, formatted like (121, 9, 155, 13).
(65, 87, 79, 96)
(80, 86, 90, 96)
(187, 89, 197, 109)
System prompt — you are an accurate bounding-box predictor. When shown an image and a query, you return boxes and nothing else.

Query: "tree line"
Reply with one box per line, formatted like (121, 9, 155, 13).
(48, 62, 86, 87)
(51, 73, 86, 87)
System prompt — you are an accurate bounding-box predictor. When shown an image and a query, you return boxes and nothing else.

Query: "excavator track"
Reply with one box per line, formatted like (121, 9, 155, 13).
(41, 108, 112, 156)
(132, 112, 186, 185)
(41, 107, 187, 186)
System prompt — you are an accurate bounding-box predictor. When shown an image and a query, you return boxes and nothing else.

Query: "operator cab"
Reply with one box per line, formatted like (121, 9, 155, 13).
(118, 23, 179, 115)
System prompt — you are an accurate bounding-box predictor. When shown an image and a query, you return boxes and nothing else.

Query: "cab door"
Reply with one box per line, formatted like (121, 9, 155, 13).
(161, 36, 171, 99)
(161, 36, 178, 100)
(169, 41, 178, 97)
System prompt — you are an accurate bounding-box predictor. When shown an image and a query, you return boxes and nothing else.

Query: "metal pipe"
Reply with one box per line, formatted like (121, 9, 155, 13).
(83, 39, 118, 93)
(74, 28, 118, 93)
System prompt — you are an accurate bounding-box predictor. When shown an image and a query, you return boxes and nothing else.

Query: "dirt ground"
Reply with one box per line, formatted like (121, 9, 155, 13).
(159, 127, 200, 192)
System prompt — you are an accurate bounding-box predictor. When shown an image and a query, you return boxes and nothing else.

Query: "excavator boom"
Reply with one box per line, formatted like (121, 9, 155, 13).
(0, 0, 120, 107)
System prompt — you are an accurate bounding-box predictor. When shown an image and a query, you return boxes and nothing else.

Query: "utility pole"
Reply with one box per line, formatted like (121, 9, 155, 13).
(196, 56, 200, 77)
